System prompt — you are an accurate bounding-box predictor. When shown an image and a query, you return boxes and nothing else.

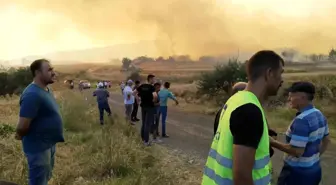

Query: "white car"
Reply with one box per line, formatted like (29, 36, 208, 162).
(79, 80, 91, 89)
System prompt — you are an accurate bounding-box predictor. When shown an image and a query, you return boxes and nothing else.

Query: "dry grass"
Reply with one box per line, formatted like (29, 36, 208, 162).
(0, 90, 201, 185)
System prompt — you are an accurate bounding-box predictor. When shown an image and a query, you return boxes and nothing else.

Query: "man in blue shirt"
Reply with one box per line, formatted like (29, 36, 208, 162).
(93, 82, 111, 125)
(158, 82, 178, 138)
(270, 81, 331, 185)
(15, 59, 64, 185)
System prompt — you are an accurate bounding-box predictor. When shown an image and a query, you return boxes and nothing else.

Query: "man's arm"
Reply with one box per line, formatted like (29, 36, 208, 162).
(320, 119, 330, 155)
(229, 104, 264, 185)
(168, 91, 178, 105)
(270, 119, 308, 157)
(16, 93, 40, 140)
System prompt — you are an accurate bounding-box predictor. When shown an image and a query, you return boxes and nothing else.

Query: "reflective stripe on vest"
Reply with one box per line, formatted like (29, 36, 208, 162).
(202, 91, 270, 185)
(204, 166, 271, 185)
(208, 149, 270, 170)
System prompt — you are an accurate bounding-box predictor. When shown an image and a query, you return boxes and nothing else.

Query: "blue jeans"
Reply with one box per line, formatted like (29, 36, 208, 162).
(277, 163, 321, 185)
(98, 101, 111, 122)
(25, 145, 56, 185)
(160, 106, 168, 135)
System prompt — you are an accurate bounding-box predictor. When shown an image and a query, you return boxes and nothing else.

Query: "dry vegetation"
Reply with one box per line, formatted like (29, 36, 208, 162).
(0, 90, 201, 185)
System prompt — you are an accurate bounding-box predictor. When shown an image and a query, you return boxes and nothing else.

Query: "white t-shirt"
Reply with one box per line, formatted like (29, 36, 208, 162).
(123, 86, 134, 104)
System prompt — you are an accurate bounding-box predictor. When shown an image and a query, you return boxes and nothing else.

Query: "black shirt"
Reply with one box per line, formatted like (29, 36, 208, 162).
(214, 103, 276, 156)
(137, 84, 155, 107)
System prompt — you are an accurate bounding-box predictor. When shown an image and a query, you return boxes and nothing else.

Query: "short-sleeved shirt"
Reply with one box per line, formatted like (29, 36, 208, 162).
(19, 83, 64, 154)
(123, 86, 134, 105)
(158, 88, 176, 106)
(93, 88, 109, 104)
(214, 103, 276, 157)
(284, 105, 328, 169)
(137, 83, 155, 107)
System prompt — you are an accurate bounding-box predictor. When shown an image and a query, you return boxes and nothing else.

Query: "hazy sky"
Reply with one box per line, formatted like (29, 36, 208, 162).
(1, 0, 336, 60)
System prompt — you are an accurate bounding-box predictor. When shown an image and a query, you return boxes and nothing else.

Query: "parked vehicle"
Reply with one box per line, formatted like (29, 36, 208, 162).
(79, 80, 91, 89)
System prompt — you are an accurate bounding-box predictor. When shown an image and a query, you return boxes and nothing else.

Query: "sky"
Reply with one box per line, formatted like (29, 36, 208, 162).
(1, 0, 336, 61)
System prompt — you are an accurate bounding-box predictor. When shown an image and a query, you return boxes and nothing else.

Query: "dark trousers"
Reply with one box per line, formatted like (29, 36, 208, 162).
(131, 101, 139, 119)
(277, 164, 321, 185)
(141, 107, 155, 143)
(98, 101, 111, 123)
(152, 107, 160, 138)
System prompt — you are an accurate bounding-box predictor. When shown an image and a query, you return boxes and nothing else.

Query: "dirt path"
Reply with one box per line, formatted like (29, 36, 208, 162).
(99, 91, 335, 184)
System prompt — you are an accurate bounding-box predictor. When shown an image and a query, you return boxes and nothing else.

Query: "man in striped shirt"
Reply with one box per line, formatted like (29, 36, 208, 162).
(270, 81, 330, 185)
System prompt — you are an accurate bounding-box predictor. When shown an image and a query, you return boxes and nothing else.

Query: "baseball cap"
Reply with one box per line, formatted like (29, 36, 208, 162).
(287, 81, 315, 94)
(127, 79, 133, 84)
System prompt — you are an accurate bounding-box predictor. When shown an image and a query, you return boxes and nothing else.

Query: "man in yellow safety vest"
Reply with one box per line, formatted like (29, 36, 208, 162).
(202, 50, 284, 185)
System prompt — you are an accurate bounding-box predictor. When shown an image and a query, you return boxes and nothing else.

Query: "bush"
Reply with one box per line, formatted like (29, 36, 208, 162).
(0, 67, 32, 96)
(197, 58, 246, 97)
(127, 71, 142, 82)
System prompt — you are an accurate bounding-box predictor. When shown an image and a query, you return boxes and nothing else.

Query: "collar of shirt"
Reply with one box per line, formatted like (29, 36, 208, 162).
(296, 104, 314, 116)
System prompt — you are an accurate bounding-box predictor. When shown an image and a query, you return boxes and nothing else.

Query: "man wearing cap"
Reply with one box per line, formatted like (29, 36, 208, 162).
(93, 82, 111, 125)
(123, 79, 134, 125)
(270, 81, 330, 185)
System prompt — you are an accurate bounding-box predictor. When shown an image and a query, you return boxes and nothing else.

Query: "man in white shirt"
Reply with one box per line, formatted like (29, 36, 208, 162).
(123, 80, 134, 125)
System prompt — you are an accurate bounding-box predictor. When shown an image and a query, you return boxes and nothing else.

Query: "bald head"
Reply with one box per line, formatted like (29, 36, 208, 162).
(232, 82, 247, 95)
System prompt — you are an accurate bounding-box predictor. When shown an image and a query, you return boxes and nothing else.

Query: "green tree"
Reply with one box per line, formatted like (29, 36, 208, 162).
(197, 58, 247, 97)
(0, 67, 32, 96)
(122, 58, 132, 71)
(328, 48, 336, 61)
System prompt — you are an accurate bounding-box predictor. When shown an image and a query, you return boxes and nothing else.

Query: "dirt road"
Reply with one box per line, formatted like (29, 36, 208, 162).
(105, 92, 335, 184)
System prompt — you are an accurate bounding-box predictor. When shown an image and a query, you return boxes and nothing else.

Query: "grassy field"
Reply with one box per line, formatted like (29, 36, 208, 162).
(0, 90, 201, 185)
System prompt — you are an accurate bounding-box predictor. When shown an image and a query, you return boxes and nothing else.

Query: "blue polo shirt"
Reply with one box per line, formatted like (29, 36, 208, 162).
(284, 105, 329, 170)
(19, 83, 64, 154)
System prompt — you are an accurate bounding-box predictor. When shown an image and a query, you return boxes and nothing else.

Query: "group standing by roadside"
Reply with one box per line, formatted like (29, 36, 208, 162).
(13, 50, 332, 185)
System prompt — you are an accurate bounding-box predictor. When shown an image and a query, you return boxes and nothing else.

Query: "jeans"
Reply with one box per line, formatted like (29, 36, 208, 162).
(98, 101, 111, 123)
(131, 101, 139, 119)
(125, 104, 133, 121)
(159, 106, 168, 135)
(277, 163, 321, 185)
(25, 145, 56, 185)
(141, 107, 155, 143)
(152, 107, 160, 138)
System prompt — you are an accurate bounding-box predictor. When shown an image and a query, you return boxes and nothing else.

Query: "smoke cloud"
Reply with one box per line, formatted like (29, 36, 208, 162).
(2, 0, 336, 59)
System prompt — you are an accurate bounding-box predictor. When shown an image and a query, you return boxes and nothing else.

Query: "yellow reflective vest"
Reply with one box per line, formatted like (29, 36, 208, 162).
(202, 91, 271, 185)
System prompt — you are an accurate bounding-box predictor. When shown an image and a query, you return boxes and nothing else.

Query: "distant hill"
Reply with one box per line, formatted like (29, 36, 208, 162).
(7, 40, 159, 66)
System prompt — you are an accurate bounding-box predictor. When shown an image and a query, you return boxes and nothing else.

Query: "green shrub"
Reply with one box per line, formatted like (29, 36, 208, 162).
(197, 58, 246, 97)
(0, 67, 32, 96)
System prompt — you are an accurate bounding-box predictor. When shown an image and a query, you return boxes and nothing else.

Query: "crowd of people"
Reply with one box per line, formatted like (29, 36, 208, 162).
(120, 75, 178, 145)
(11, 50, 332, 185)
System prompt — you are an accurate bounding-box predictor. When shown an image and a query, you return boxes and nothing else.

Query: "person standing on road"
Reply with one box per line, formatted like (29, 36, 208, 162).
(152, 82, 163, 143)
(131, 80, 141, 122)
(93, 83, 112, 125)
(158, 82, 178, 138)
(15, 59, 64, 185)
(123, 79, 135, 125)
(133, 74, 157, 146)
(270, 81, 330, 185)
(202, 50, 284, 185)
